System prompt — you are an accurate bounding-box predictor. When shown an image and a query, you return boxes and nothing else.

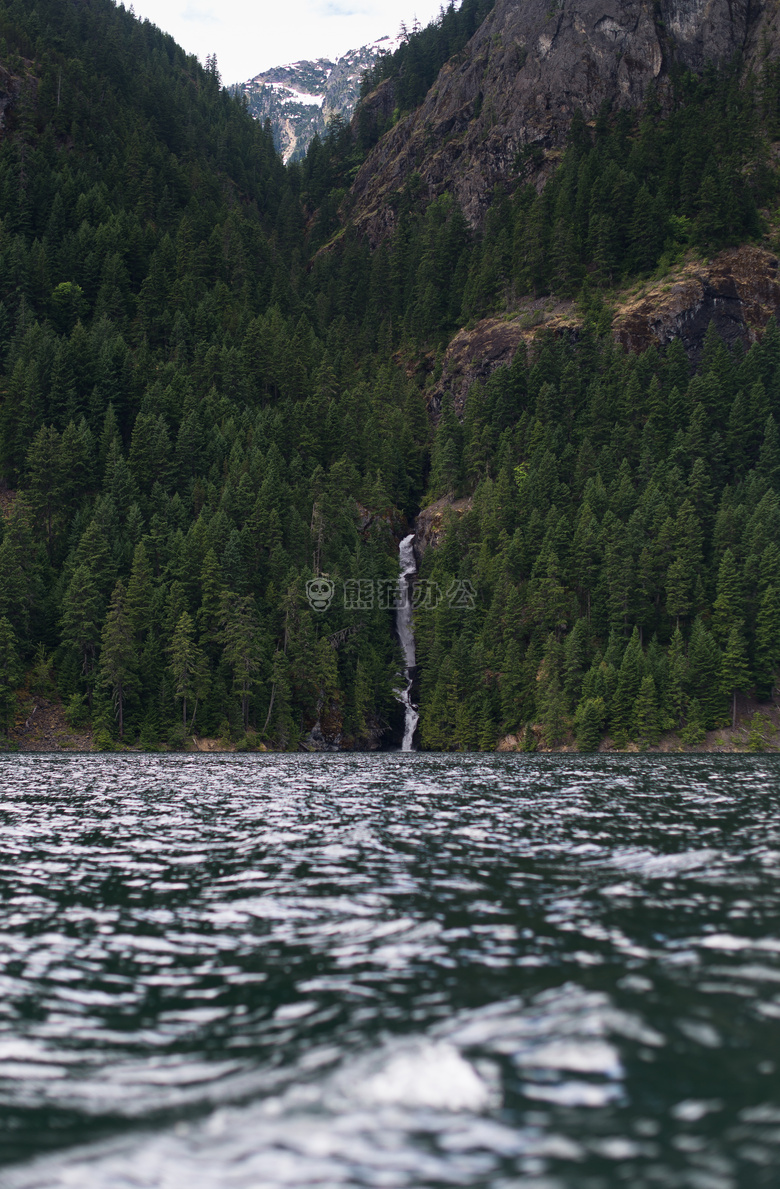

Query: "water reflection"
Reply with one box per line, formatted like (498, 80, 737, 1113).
(0, 753, 779, 1186)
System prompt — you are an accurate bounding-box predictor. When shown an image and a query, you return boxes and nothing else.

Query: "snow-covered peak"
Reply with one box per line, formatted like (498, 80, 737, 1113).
(238, 34, 399, 163)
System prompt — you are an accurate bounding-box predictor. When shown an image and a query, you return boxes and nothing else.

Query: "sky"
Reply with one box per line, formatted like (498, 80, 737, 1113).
(127, 0, 450, 84)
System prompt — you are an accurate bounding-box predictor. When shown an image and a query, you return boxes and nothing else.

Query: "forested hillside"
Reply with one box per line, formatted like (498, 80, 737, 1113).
(0, 0, 427, 750)
(416, 320, 780, 749)
(1, 0, 780, 751)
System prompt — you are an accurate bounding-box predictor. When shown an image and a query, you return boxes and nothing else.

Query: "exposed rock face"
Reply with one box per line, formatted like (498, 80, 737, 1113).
(350, 0, 761, 241)
(0, 61, 26, 137)
(613, 246, 780, 360)
(429, 298, 576, 417)
(429, 245, 780, 419)
(414, 495, 473, 559)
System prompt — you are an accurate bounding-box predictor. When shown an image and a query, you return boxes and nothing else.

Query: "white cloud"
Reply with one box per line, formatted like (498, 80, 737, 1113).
(180, 4, 218, 22)
(128, 0, 449, 83)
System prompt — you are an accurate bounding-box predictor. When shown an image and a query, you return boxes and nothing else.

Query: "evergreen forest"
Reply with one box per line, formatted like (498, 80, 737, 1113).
(1, 0, 780, 751)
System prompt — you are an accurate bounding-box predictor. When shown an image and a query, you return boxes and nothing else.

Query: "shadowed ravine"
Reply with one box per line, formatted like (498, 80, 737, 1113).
(0, 753, 779, 1187)
(395, 534, 419, 752)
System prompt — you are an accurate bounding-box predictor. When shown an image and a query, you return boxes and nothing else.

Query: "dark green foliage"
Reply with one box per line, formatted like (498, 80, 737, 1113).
(304, 56, 773, 354)
(0, 0, 427, 747)
(416, 321, 780, 749)
(359, 0, 498, 112)
(1, 0, 779, 752)
(98, 579, 138, 739)
(574, 697, 606, 751)
(0, 616, 21, 732)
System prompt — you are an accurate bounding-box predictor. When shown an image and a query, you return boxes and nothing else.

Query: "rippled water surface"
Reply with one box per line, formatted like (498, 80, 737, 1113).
(1, 753, 780, 1188)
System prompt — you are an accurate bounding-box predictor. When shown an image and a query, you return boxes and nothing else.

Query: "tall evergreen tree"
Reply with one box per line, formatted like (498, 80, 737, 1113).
(98, 580, 138, 740)
(168, 611, 208, 733)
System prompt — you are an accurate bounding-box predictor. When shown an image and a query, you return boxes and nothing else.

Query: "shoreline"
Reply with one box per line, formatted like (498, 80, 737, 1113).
(7, 695, 779, 756)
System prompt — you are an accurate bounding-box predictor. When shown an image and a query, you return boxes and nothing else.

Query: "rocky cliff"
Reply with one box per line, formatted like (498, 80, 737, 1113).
(425, 244, 780, 420)
(350, 0, 776, 243)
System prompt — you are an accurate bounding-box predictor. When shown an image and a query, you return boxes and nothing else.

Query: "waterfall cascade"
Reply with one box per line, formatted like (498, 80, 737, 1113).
(396, 533, 419, 751)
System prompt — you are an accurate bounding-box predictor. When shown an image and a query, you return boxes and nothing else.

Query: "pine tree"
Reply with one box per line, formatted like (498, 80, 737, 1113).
(634, 674, 660, 746)
(197, 548, 227, 659)
(665, 500, 703, 626)
(681, 697, 706, 745)
(758, 415, 780, 487)
(25, 425, 62, 559)
(61, 565, 105, 704)
(126, 541, 155, 645)
(687, 617, 724, 729)
(220, 592, 263, 731)
(98, 580, 138, 740)
(720, 624, 751, 729)
(755, 585, 780, 699)
(0, 617, 21, 733)
(563, 617, 590, 708)
(500, 638, 525, 728)
(611, 627, 644, 743)
(665, 624, 687, 730)
(574, 696, 606, 751)
(168, 611, 208, 732)
(536, 634, 566, 747)
(711, 548, 743, 647)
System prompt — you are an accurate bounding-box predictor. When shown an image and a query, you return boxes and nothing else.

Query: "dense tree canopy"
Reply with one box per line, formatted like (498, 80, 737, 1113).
(1, 0, 779, 750)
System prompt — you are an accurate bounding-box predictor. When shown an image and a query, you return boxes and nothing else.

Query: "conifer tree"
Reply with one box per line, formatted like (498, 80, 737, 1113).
(98, 580, 138, 740)
(0, 617, 21, 733)
(755, 585, 780, 699)
(220, 592, 263, 732)
(611, 627, 644, 742)
(168, 611, 208, 732)
(25, 425, 62, 559)
(61, 565, 105, 704)
(687, 617, 724, 729)
(126, 542, 155, 646)
(574, 696, 606, 751)
(634, 673, 660, 746)
(720, 624, 751, 729)
(711, 548, 743, 647)
(536, 635, 566, 747)
(665, 625, 687, 729)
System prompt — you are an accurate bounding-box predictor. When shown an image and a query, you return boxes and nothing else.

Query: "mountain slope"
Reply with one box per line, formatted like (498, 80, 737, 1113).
(0, 0, 423, 752)
(238, 38, 398, 163)
(349, 0, 767, 240)
(2, 0, 780, 756)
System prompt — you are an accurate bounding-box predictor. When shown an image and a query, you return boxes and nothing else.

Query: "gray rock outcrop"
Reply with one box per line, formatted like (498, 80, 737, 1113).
(350, 0, 767, 242)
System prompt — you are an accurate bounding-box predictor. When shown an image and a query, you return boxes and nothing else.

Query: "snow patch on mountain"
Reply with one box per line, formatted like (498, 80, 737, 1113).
(236, 34, 402, 163)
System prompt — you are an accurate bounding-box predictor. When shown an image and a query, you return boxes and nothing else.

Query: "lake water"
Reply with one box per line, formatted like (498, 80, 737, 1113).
(1, 753, 779, 1188)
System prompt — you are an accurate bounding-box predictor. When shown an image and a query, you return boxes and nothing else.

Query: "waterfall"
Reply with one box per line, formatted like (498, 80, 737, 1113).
(396, 533, 419, 752)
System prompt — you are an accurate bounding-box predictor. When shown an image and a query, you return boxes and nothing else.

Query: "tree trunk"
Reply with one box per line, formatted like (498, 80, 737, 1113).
(263, 683, 276, 734)
(732, 688, 737, 730)
(182, 697, 187, 731)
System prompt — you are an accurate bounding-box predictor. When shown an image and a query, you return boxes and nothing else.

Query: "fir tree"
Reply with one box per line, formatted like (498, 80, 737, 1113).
(755, 585, 780, 699)
(574, 696, 606, 751)
(98, 580, 138, 740)
(720, 624, 751, 729)
(220, 592, 263, 732)
(168, 611, 208, 732)
(611, 627, 644, 743)
(0, 617, 21, 733)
